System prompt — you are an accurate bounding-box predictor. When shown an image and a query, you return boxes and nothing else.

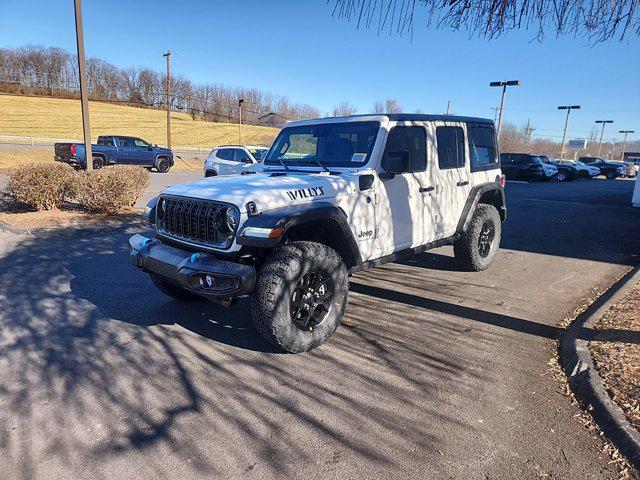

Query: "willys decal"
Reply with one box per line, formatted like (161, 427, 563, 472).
(286, 186, 325, 201)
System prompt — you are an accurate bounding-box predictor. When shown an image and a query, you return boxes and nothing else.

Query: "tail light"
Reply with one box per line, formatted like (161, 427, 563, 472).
(70, 144, 77, 156)
(499, 175, 506, 187)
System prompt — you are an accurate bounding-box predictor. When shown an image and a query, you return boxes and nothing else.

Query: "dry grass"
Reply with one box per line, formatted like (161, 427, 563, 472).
(591, 282, 640, 433)
(0, 93, 279, 148)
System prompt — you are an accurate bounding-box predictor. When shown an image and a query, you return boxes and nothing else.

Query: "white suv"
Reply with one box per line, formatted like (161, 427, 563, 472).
(204, 145, 269, 177)
(131, 114, 506, 353)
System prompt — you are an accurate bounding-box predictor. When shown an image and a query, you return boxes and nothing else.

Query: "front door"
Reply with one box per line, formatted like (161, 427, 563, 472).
(375, 124, 439, 256)
(132, 138, 153, 165)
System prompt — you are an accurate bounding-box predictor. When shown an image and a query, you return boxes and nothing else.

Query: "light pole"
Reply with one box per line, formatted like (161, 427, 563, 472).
(238, 98, 245, 143)
(163, 50, 171, 149)
(73, 0, 92, 171)
(490, 80, 520, 139)
(619, 130, 635, 162)
(595, 120, 613, 157)
(558, 105, 580, 161)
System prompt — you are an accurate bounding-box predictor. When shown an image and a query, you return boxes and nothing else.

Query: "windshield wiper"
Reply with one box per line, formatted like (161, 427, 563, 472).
(275, 156, 290, 172)
(301, 158, 333, 174)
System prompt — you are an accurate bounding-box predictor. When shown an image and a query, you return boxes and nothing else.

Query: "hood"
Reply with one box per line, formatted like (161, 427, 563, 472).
(156, 147, 173, 154)
(160, 171, 356, 213)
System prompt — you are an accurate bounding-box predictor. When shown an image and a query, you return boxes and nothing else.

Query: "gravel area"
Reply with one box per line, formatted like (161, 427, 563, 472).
(591, 281, 640, 433)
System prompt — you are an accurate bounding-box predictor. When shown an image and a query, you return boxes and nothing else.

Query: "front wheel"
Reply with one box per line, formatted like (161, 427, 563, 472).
(605, 171, 616, 180)
(454, 204, 501, 271)
(156, 157, 171, 173)
(251, 242, 349, 353)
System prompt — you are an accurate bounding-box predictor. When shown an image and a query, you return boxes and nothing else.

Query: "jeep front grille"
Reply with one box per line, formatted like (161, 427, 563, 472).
(156, 196, 236, 249)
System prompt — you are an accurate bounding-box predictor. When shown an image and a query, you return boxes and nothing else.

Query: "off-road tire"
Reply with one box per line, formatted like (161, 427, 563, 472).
(454, 204, 501, 272)
(156, 157, 171, 173)
(150, 273, 199, 300)
(251, 241, 348, 353)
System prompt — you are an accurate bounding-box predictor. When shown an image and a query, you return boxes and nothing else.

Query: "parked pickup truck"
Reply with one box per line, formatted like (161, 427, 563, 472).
(54, 135, 174, 172)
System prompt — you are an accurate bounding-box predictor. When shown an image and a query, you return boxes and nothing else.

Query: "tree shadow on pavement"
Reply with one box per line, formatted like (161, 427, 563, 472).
(0, 223, 486, 479)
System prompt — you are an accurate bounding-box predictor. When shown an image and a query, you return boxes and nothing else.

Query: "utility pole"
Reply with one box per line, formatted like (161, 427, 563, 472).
(73, 0, 92, 171)
(445, 100, 451, 115)
(595, 120, 613, 157)
(238, 98, 245, 143)
(163, 50, 172, 149)
(490, 80, 521, 139)
(491, 106, 499, 123)
(557, 105, 580, 161)
(619, 130, 635, 162)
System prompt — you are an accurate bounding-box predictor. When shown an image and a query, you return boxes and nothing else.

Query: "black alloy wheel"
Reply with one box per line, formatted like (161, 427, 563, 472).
(290, 269, 334, 331)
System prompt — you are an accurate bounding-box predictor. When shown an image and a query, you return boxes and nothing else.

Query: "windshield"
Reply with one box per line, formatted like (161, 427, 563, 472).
(248, 148, 268, 162)
(264, 121, 380, 168)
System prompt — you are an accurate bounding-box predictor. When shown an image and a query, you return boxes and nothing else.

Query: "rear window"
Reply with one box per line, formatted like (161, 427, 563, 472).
(98, 136, 114, 146)
(468, 125, 497, 171)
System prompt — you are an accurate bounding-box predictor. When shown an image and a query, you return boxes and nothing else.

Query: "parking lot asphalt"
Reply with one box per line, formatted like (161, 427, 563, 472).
(0, 178, 639, 479)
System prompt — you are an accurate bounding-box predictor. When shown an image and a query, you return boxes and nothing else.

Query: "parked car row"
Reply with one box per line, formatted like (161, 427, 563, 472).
(500, 152, 634, 182)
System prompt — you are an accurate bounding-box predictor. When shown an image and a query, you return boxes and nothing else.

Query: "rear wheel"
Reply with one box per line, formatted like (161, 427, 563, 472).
(156, 157, 171, 173)
(454, 204, 501, 271)
(92, 156, 104, 170)
(149, 273, 199, 300)
(251, 241, 348, 353)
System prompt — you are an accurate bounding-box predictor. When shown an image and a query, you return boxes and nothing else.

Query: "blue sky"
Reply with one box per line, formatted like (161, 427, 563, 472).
(0, 0, 638, 142)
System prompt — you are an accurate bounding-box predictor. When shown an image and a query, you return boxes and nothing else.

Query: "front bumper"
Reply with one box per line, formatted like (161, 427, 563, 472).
(129, 234, 256, 299)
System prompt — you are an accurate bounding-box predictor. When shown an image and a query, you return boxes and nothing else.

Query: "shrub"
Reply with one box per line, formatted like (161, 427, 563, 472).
(7, 162, 75, 210)
(76, 165, 150, 213)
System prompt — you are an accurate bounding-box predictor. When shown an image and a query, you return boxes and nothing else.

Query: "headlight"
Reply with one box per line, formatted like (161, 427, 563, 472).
(216, 206, 239, 236)
(618, 167, 626, 173)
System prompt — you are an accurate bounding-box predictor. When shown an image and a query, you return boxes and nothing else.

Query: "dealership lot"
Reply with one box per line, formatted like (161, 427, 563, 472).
(0, 179, 639, 479)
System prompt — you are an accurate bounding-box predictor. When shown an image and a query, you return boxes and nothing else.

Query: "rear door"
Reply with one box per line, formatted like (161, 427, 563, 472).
(215, 148, 235, 174)
(467, 123, 500, 185)
(115, 136, 136, 164)
(432, 123, 471, 236)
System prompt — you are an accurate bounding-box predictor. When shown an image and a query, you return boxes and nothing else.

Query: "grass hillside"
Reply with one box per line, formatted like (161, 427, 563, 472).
(0, 94, 279, 147)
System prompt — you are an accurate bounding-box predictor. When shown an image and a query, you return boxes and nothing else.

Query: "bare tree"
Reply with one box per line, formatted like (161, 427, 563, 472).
(385, 98, 402, 113)
(332, 101, 357, 117)
(372, 100, 384, 113)
(329, 0, 640, 43)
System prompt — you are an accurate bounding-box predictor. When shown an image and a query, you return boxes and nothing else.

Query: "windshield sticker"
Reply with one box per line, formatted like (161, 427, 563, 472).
(351, 153, 368, 163)
(286, 186, 325, 201)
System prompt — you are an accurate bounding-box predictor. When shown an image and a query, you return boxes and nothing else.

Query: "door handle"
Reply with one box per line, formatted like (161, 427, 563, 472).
(457, 181, 469, 187)
(419, 186, 435, 193)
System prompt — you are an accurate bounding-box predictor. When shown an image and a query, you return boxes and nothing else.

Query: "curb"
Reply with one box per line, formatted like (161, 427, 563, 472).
(560, 265, 640, 470)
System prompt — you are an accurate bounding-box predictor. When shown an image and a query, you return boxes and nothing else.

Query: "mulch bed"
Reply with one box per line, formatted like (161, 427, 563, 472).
(0, 191, 140, 230)
(590, 281, 640, 433)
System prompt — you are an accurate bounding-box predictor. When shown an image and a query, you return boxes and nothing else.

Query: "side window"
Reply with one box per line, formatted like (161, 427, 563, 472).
(234, 149, 253, 164)
(216, 148, 234, 161)
(134, 138, 149, 148)
(468, 125, 497, 171)
(436, 126, 465, 170)
(98, 137, 114, 146)
(381, 126, 427, 173)
(117, 137, 134, 148)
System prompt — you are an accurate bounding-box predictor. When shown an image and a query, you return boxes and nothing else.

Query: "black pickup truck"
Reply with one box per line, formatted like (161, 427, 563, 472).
(54, 135, 174, 172)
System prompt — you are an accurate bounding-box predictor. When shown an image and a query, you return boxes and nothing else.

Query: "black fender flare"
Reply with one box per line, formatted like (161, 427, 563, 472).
(237, 201, 362, 265)
(456, 182, 506, 234)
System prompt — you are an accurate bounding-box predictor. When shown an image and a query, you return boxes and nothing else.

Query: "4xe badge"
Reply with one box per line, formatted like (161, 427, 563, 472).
(286, 186, 325, 201)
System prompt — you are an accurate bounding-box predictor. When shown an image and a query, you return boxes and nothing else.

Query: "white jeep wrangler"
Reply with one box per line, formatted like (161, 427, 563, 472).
(130, 114, 506, 353)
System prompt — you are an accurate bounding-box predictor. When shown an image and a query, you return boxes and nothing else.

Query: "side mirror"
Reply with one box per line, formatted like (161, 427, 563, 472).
(383, 150, 410, 174)
(148, 145, 153, 150)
